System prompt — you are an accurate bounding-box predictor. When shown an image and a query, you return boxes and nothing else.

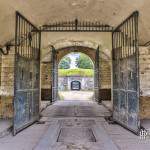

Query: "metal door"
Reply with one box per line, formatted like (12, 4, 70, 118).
(94, 46, 100, 102)
(13, 12, 41, 135)
(112, 11, 140, 133)
(51, 46, 58, 102)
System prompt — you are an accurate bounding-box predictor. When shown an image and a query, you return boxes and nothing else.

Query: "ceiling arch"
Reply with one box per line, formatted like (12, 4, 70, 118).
(0, 0, 150, 46)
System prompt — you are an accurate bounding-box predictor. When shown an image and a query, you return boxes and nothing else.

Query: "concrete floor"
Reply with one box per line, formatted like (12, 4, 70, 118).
(0, 101, 51, 138)
(0, 119, 12, 138)
(0, 100, 150, 150)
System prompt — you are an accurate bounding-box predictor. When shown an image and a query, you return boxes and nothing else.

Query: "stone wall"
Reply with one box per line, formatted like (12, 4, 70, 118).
(41, 62, 51, 89)
(139, 46, 150, 119)
(100, 59, 111, 89)
(41, 62, 52, 100)
(0, 48, 14, 118)
(58, 76, 94, 91)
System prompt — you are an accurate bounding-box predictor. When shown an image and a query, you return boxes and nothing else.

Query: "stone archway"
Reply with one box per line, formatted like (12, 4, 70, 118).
(57, 46, 96, 62)
(53, 45, 98, 102)
(42, 40, 111, 62)
(41, 40, 112, 102)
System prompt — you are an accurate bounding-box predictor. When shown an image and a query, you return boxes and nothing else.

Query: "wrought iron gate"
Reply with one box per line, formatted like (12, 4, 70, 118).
(13, 12, 41, 135)
(112, 11, 140, 133)
(51, 46, 58, 102)
(94, 46, 100, 102)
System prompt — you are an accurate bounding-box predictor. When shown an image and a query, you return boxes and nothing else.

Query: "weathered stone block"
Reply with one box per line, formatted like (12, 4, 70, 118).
(0, 96, 13, 118)
(140, 96, 150, 119)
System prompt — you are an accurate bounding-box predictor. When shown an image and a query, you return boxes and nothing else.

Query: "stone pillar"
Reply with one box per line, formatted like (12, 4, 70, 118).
(99, 58, 112, 101)
(100, 59, 111, 89)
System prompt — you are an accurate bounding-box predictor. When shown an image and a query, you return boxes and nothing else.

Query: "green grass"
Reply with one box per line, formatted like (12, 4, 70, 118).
(58, 68, 94, 77)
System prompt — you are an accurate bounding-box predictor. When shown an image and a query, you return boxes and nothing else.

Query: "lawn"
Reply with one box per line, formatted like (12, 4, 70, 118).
(58, 68, 94, 77)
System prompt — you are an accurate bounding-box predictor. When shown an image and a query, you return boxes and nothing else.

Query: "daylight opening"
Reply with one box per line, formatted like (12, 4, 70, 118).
(58, 52, 94, 101)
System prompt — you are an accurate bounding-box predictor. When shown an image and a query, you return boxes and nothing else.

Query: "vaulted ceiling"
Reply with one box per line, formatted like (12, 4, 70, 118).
(0, 0, 150, 46)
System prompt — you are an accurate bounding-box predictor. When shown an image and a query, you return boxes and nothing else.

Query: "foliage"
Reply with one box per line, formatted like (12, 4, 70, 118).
(58, 68, 94, 77)
(76, 53, 93, 69)
(59, 56, 71, 69)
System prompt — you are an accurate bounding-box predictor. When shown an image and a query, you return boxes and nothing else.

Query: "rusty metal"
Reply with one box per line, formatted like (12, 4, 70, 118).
(143, 41, 150, 47)
(13, 11, 41, 135)
(0, 47, 9, 55)
(112, 11, 140, 134)
(0, 43, 12, 55)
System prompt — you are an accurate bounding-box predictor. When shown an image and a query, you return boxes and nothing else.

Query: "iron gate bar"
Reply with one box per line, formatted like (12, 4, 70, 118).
(32, 18, 113, 32)
(16, 11, 39, 30)
(13, 11, 41, 135)
(112, 11, 140, 134)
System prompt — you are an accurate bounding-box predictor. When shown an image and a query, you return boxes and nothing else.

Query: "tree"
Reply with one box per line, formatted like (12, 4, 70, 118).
(59, 56, 71, 69)
(76, 53, 93, 69)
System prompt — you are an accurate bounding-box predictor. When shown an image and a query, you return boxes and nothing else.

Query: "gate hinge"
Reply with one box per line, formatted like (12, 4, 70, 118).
(0, 44, 11, 55)
(0, 42, 19, 55)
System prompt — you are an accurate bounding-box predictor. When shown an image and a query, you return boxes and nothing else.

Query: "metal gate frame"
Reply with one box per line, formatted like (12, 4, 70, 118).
(112, 11, 140, 134)
(94, 46, 100, 102)
(51, 46, 58, 102)
(13, 12, 41, 135)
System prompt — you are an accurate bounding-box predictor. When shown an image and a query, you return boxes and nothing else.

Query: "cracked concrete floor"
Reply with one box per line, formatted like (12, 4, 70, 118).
(0, 100, 150, 150)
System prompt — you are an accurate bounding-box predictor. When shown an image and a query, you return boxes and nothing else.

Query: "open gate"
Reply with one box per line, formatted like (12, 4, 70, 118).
(94, 46, 100, 102)
(13, 12, 41, 135)
(112, 11, 140, 133)
(51, 46, 58, 102)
